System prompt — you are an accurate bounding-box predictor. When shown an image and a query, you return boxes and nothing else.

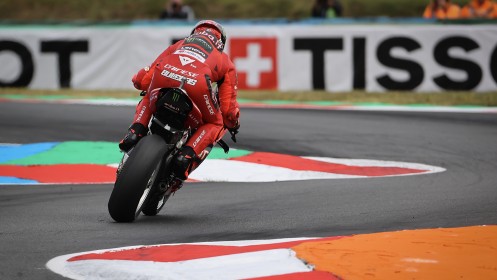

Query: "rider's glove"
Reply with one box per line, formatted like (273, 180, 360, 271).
(228, 120, 240, 135)
(132, 67, 151, 90)
(227, 120, 240, 143)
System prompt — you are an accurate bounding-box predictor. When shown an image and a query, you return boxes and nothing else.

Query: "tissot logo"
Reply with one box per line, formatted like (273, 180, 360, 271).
(230, 38, 278, 89)
(179, 55, 195, 66)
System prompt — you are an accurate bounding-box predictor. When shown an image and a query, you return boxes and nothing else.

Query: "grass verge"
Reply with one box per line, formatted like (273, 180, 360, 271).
(0, 0, 456, 21)
(1, 88, 497, 106)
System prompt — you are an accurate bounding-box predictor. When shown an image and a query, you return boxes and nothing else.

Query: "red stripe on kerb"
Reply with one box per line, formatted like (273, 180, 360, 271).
(0, 164, 116, 183)
(68, 237, 343, 262)
(232, 152, 426, 176)
(247, 271, 340, 280)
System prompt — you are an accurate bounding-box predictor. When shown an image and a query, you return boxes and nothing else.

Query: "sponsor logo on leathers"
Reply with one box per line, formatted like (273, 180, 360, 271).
(136, 105, 147, 122)
(160, 69, 197, 86)
(174, 49, 206, 63)
(188, 112, 200, 126)
(193, 129, 206, 148)
(181, 46, 208, 58)
(196, 30, 224, 51)
(203, 94, 215, 115)
(184, 36, 213, 53)
(179, 56, 195, 66)
(164, 64, 199, 78)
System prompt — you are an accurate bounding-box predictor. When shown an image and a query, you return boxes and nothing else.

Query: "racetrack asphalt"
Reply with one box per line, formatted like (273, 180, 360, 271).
(0, 101, 496, 279)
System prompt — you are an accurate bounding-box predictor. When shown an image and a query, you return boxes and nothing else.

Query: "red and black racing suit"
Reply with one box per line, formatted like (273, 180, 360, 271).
(128, 29, 240, 178)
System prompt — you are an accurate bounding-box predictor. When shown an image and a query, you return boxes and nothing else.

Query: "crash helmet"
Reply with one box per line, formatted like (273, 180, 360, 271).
(190, 20, 226, 51)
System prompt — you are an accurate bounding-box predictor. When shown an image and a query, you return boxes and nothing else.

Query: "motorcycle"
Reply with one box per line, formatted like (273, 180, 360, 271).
(108, 79, 234, 223)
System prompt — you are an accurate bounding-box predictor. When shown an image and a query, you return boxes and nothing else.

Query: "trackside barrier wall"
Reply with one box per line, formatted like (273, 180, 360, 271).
(1, 23, 496, 92)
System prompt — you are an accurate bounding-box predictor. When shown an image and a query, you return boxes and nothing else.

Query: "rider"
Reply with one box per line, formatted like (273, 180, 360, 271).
(119, 20, 240, 188)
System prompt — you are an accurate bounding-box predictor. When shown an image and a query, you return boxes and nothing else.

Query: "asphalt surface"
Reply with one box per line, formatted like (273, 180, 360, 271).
(0, 101, 496, 280)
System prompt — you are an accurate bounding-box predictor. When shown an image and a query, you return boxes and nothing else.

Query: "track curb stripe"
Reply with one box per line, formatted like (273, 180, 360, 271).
(46, 226, 497, 279)
(47, 237, 343, 280)
(0, 164, 116, 184)
(0, 142, 446, 184)
(232, 152, 427, 176)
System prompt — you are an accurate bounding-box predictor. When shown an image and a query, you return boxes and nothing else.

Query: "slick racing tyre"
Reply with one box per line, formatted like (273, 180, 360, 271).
(108, 135, 167, 222)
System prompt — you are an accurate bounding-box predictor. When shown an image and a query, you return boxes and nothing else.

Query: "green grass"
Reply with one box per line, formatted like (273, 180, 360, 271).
(0, 0, 473, 21)
(240, 90, 497, 106)
(1, 88, 496, 106)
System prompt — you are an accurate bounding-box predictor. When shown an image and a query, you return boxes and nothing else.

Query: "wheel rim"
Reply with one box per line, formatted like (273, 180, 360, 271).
(134, 168, 158, 218)
(156, 197, 165, 211)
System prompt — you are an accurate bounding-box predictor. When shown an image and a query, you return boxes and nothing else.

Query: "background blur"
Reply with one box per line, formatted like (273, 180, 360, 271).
(1, 0, 496, 94)
(0, 0, 476, 20)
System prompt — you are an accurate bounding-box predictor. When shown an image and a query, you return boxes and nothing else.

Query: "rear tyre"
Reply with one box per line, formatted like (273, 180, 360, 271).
(108, 135, 168, 222)
(142, 153, 175, 216)
(141, 190, 167, 216)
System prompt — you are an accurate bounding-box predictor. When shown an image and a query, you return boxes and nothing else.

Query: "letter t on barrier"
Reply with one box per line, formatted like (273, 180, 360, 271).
(41, 40, 89, 88)
(294, 38, 343, 90)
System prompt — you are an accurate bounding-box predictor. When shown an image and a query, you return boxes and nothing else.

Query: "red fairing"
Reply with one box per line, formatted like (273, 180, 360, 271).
(184, 102, 203, 129)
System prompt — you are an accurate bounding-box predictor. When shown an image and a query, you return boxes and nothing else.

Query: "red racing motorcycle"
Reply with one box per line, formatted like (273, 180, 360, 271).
(107, 80, 233, 222)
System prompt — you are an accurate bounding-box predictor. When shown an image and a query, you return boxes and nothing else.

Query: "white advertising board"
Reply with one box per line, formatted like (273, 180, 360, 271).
(1, 24, 496, 92)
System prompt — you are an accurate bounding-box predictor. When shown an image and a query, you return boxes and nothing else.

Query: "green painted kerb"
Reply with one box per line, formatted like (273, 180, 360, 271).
(5, 141, 253, 165)
(0, 94, 72, 100)
(208, 146, 252, 159)
(6, 141, 122, 165)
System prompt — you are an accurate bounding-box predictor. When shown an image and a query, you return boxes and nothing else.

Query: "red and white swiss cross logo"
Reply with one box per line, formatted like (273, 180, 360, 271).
(229, 38, 278, 90)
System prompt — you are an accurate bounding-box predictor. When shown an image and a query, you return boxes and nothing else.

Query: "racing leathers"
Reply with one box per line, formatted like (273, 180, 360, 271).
(120, 28, 240, 182)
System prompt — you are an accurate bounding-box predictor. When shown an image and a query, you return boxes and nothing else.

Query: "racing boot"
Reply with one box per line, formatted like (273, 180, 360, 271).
(170, 145, 214, 192)
(171, 146, 198, 191)
(119, 123, 148, 152)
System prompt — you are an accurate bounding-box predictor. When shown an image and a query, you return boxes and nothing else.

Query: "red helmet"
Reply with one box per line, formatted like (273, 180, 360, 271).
(190, 20, 226, 51)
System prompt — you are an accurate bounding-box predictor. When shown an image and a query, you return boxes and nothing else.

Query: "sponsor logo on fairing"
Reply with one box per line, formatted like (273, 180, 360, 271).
(150, 89, 159, 104)
(171, 92, 180, 102)
(160, 69, 197, 86)
(164, 102, 180, 113)
(188, 112, 200, 126)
